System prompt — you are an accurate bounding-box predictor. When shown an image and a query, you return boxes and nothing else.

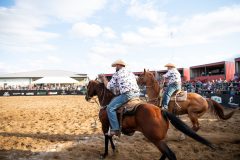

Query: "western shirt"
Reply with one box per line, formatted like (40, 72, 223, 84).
(107, 68, 140, 94)
(163, 68, 181, 85)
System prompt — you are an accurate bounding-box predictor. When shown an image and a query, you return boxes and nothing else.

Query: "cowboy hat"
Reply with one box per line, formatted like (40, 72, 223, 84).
(164, 63, 176, 68)
(111, 59, 126, 67)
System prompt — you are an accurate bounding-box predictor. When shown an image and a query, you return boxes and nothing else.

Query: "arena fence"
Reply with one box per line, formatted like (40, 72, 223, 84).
(0, 90, 239, 108)
(0, 90, 86, 96)
(203, 93, 239, 108)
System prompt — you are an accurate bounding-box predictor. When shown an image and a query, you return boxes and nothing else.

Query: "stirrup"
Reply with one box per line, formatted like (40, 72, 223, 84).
(161, 105, 168, 111)
(105, 130, 120, 137)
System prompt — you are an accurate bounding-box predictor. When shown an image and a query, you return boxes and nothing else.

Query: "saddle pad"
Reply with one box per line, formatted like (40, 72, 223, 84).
(117, 98, 145, 114)
(170, 91, 187, 101)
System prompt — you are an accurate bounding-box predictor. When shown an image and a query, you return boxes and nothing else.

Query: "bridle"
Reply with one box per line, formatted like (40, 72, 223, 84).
(86, 83, 106, 108)
(85, 89, 92, 100)
(143, 76, 164, 106)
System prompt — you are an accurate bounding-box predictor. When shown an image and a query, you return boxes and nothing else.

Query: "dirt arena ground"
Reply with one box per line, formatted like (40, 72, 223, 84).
(0, 96, 239, 160)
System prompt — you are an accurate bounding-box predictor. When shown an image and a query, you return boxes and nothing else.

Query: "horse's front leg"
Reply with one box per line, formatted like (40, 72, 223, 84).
(109, 136, 116, 152)
(100, 135, 109, 159)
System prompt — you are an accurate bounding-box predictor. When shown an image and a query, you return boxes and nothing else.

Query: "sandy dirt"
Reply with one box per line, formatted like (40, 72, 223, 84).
(0, 96, 239, 160)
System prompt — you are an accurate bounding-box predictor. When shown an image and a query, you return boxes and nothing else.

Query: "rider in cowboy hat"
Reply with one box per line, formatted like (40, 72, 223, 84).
(162, 63, 181, 110)
(99, 59, 140, 136)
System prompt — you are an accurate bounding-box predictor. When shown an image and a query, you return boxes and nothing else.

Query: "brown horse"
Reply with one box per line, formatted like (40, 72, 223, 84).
(137, 69, 235, 132)
(85, 80, 214, 160)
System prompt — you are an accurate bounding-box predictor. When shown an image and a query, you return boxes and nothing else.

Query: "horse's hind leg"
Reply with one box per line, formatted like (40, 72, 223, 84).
(155, 141, 176, 160)
(188, 112, 200, 132)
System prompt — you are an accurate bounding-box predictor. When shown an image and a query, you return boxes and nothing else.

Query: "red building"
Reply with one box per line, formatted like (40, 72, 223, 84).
(156, 68, 190, 81)
(190, 61, 235, 81)
(235, 57, 240, 74)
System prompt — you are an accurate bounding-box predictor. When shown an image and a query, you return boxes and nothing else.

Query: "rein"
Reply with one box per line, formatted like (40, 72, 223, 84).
(145, 78, 164, 106)
(146, 85, 154, 88)
(99, 86, 106, 106)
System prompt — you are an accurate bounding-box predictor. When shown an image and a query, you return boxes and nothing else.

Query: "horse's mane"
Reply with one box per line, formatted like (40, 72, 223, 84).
(94, 81, 115, 105)
(148, 71, 156, 80)
(143, 71, 161, 95)
(145, 71, 158, 84)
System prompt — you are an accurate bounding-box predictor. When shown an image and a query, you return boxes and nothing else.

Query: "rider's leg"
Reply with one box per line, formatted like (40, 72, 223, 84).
(162, 83, 181, 109)
(162, 84, 175, 109)
(106, 94, 128, 132)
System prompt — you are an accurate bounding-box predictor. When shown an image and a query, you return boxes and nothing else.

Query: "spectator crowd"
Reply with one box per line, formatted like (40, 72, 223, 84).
(1, 75, 240, 96)
(0, 84, 86, 92)
(182, 79, 240, 96)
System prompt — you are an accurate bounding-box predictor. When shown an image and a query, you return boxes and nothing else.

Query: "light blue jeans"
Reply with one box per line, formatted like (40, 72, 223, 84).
(162, 83, 181, 109)
(107, 91, 139, 131)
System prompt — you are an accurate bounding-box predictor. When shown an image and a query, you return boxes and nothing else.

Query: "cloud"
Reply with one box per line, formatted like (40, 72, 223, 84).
(177, 5, 240, 44)
(90, 42, 126, 55)
(0, 7, 59, 53)
(25, 55, 63, 70)
(0, 61, 30, 73)
(126, 0, 167, 25)
(84, 41, 128, 77)
(0, 55, 62, 73)
(0, 0, 107, 54)
(71, 22, 103, 38)
(15, 0, 107, 22)
(122, 5, 240, 47)
(70, 22, 117, 39)
(47, 55, 62, 63)
(103, 27, 117, 39)
(122, 27, 169, 45)
(86, 52, 113, 78)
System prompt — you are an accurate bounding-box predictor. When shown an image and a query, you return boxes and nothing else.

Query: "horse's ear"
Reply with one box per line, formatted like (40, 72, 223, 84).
(95, 77, 98, 81)
(144, 68, 146, 74)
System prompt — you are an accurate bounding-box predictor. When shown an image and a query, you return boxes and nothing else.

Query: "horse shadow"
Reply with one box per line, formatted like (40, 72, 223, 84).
(0, 131, 160, 160)
(0, 131, 105, 160)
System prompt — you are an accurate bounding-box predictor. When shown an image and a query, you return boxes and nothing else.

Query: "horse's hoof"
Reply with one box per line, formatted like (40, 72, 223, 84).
(112, 148, 119, 155)
(100, 153, 107, 159)
(178, 134, 186, 141)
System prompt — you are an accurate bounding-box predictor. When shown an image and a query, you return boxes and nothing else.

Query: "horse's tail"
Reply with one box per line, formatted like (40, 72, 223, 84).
(162, 111, 214, 149)
(206, 98, 235, 120)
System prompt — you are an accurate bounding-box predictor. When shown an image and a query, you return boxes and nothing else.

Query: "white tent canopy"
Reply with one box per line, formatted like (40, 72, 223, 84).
(32, 76, 79, 84)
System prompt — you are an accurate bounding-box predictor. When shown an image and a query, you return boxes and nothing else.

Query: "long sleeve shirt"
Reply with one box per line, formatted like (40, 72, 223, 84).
(107, 68, 140, 94)
(163, 68, 181, 85)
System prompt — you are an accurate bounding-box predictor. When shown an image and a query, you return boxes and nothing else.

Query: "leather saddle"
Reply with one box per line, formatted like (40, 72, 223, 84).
(116, 98, 145, 116)
(114, 98, 145, 136)
(170, 90, 187, 101)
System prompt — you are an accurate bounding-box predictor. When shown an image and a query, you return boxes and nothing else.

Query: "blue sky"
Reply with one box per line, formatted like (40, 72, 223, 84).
(0, 0, 240, 78)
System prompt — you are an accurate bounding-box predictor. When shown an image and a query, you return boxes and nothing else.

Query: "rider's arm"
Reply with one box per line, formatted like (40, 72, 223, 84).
(163, 70, 170, 78)
(102, 76, 109, 88)
(98, 74, 109, 88)
(106, 74, 117, 90)
(100, 73, 118, 94)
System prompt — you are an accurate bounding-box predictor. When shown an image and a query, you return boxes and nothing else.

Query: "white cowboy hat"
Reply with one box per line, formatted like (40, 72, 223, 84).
(164, 63, 176, 68)
(111, 59, 126, 67)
